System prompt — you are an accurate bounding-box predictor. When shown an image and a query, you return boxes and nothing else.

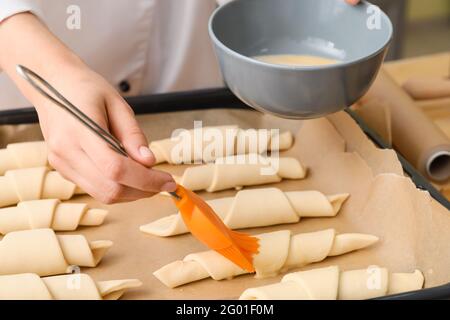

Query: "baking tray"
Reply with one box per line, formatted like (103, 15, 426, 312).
(0, 87, 449, 300)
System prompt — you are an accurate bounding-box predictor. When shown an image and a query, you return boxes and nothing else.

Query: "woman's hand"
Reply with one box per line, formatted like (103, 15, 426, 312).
(0, 13, 176, 204)
(36, 63, 177, 204)
(345, 0, 361, 5)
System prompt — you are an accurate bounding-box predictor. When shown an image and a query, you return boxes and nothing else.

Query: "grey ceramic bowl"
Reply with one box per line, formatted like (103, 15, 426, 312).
(209, 0, 393, 119)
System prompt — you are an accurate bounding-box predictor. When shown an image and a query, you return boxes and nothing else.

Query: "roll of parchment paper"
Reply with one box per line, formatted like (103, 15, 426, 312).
(360, 70, 450, 183)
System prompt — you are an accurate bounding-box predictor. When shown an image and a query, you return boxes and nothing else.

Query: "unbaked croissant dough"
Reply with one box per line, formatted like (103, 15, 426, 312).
(175, 155, 306, 192)
(0, 273, 141, 300)
(153, 229, 378, 288)
(0, 228, 112, 277)
(240, 266, 424, 300)
(141, 188, 349, 236)
(0, 141, 48, 175)
(150, 126, 294, 165)
(0, 129, 293, 171)
(0, 167, 85, 208)
(0, 199, 108, 234)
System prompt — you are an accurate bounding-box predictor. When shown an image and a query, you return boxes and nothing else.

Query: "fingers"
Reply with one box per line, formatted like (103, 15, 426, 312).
(345, 0, 360, 5)
(106, 95, 155, 167)
(80, 131, 176, 193)
(47, 143, 156, 204)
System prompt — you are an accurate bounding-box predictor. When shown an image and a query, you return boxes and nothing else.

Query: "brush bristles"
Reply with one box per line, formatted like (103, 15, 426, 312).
(231, 231, 260, 252)
(216, 231, 260, 272)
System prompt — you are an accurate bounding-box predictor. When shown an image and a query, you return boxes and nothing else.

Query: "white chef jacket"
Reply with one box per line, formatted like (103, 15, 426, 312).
(0, 0, 230, 110)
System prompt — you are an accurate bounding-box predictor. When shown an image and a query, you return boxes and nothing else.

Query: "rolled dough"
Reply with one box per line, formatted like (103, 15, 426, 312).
(153, 229, 378, 288)
(240, 266, 424, 300)
(0, 228, 112, 276)
(0, 131, 294, 171)
(0, 141, 48, 175)
(0, 273, 141, 300)
(0, 167, 85, 208)
(141, 188, 349, 236)
(0, 199, 108, 234)
(175, 154, 306, 192)
(150, 126, 294, 165)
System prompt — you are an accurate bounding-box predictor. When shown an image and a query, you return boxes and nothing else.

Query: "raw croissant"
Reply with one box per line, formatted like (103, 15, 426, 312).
(153, 229, 378, 288)
(0, 199, 108, 235)
(175, 155, 306, 192)
(0, 273, 141, 300)
(0, 228, 112, 277)
(240, 266, 424, 300)
(141, 188, 349, 237)
(0, 128, 293, 169)
(0, 142, 48, 175)
(0, 167, 85, 208)
(150, 126, 294, 165)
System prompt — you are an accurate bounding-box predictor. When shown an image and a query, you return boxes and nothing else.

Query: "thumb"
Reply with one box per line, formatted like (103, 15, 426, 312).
(106, 96, 155, 167)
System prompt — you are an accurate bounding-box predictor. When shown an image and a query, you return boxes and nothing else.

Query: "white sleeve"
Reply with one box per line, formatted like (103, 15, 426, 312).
(0, 0, 44, 23)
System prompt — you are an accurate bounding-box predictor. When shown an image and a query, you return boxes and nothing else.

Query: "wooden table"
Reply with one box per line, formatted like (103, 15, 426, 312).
(384, 52, 450, 138)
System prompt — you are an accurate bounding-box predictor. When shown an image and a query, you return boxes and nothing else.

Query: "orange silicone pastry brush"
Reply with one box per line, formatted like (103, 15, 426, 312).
(170, 185, 259, 272)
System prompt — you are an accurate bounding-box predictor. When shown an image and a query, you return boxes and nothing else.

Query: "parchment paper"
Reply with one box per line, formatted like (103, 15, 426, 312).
(1, 109, 449, 299)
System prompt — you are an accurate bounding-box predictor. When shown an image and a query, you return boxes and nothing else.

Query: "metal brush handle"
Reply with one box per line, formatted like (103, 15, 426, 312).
(16, 65, 128, 157)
